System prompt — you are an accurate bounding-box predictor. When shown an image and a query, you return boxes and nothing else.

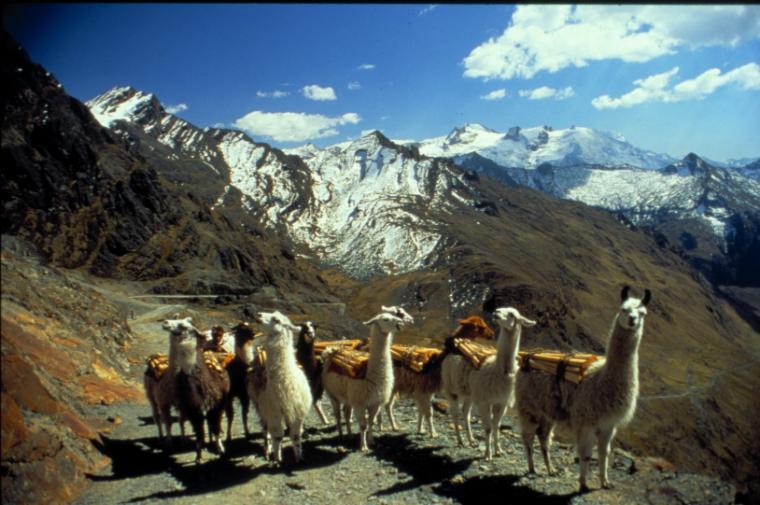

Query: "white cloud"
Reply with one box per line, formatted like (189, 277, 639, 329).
(233, 111, 361, 142)
(518, 86, 575, 100)
(358, 63, 376, 70)
(481, 89, 507, 100)
(348, 81, 361, 90)
(463, 5, 760, 80)
(256, 90, 290, 98)
(302, 84, 337, 101)
(592, 62, 760, 109)
(165, 103, 188, 114)
(419, 5, 437, 16)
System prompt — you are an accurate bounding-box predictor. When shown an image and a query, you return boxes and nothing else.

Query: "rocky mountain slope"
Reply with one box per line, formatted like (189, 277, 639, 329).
(2, 32, 336, 301)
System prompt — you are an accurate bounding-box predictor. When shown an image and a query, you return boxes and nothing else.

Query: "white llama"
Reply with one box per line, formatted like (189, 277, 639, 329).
(252, 310, 312, 463)
(515, 286, 651, 492)
(441, 307, 536, 460)
(322, 307, 413, 451)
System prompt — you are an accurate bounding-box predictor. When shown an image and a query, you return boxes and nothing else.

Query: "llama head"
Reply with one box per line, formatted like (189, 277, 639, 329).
(454, 316, 495, 340)
(364, 311, 409, 334)
(256, 310, 300, 340)
(297, 321, 317, 345)
(381, 305, 415, 325)
(617, 286, 651, 332)
(231, 322, 256, 363)
(162, 316, 195, 335)
(492, 307, 536, 331)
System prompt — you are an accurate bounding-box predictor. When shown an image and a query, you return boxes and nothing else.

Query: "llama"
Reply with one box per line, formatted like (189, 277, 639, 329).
(175, 323, 231, 463)
(224, 322, 256, 441)
(248, 310, 313, 463)
(515, 286, 651, 492)
(380, 316, 495, 438)
(143, 317, 191, 444)
(322, 307, 413, 451)
(441, 307, 536, 460)
(295, 321, 330, 425)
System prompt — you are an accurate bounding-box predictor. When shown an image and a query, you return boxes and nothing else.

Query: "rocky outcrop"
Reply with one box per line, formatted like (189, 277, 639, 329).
(1, 242, 143, 505)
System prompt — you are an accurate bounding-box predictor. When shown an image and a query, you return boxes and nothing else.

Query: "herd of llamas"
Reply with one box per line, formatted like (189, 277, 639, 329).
(144, 286, 651, 493)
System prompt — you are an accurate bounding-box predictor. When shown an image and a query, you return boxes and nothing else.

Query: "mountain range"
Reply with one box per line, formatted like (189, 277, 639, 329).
(3, 30, 759, 504)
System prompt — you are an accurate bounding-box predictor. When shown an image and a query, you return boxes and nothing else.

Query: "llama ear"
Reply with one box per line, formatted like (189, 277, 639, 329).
(363, 314, 381, 326)
(518, 316, 537, 327)
(641, 289, 652, 306)
(621, 285, 631, 302)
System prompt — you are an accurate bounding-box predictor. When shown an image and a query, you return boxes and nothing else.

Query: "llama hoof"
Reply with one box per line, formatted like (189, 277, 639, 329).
(526, 469, 537, 478)
(602, 481, 614, 490)
(579, 483, 591, 493)
(469, 441, 479, 448)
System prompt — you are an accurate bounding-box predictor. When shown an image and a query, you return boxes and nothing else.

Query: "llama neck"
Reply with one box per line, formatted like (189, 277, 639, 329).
(235, 341, 254, 365)
(600, 318, 641, 383)
(176, 337, 197, 374)
(167, 335, 181, 372)
(296, 340, 315, 369)
(496, 324, 521, 375)
(265, 331, 299, 377)
(366, 324, 392, 380)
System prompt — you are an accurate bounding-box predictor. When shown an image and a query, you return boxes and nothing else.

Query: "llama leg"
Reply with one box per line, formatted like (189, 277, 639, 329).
(160, 404, 173, 446)
(179, 411, 186, 437)
(211, 409, 225, 455)
(463, 399, 477, 447)
(314, 399, 329, 425)
(343, 405, 353, 435)
(519, 414, 539, 474)
(447, 394, 464, 447)
(241, 396, 251, 437)
(149, 396, 164, 440)
(426, 398, 437, 438)
(576, 427, 595, 492)
(367, 404, 381, 448)
(329, 397, 342, 438)
(270, 424, 285, 464)
(415, 396, 425, 434)
(597, 426, 617, 489)
(388, 394, 400, 431)
(538, 420, 557, 476)
(225, 401, 235, 443)
(476, 402, 493, 460)
(357, 408, 369, 452)
(491, 403, 507, 457)
(193, 418, 205, 464)
(290, 419, 305, 462)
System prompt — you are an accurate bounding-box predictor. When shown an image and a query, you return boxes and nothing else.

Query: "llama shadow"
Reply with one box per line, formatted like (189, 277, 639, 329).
(368, 433, 475, 496)
(368, 433, 578, 504)
(88, 434, 348, 502)
(434, 474, 579, 505)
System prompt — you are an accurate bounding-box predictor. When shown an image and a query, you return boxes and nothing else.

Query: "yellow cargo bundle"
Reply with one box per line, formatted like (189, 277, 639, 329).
(517, 349, 603, 384)
(312, 339, 365, 356)
(390, 344, 444, 373)
(325, 348, 370, 379)
(451, 338, 497, 370)
(145, 353, 170, 380)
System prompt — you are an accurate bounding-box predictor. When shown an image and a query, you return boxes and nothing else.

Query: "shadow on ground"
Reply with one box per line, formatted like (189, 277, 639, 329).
(88, 432, 349, 502)
(435, 474, 579, 505)
(369, 433, 578, 505)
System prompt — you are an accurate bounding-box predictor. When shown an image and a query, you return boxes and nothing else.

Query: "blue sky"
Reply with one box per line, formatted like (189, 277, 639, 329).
(5, 4, 760, 161)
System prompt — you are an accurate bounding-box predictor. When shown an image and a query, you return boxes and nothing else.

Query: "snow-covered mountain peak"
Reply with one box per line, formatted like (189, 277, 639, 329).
(86, 86, 162, 128)
(418, 124, 676, 170)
